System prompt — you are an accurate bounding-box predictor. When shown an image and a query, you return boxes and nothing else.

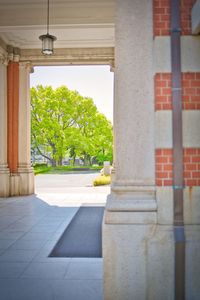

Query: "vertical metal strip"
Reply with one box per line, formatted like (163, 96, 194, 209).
(170, 0, 185, 299)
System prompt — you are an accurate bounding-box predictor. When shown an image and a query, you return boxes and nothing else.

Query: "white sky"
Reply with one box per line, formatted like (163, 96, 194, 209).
(30, 65, 114, 123)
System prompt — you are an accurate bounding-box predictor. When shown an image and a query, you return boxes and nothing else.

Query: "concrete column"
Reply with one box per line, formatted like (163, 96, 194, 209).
(0, 52, 10, 197)
(103, 1, 171, 299)
(111, 0, 155, 199)
(18, 62, 34, 195)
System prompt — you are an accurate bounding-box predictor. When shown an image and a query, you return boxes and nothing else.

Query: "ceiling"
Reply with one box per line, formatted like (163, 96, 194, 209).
(0, 0, 115, 49)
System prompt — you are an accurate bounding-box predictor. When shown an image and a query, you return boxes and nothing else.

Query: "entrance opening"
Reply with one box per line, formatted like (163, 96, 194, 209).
(30, 65, 113, 257)
(30, 65, 113, 194)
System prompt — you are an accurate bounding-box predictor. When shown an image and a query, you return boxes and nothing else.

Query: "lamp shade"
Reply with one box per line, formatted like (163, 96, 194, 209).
(39, 34, 57, 55)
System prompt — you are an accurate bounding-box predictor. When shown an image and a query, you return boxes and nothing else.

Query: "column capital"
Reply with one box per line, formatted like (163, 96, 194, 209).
(19, 61, 34, 73)
(0, 54, 9, 66)
(7, 45, 20, 63)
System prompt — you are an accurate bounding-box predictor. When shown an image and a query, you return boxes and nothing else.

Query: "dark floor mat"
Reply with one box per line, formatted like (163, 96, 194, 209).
(49, 206, 105, 258)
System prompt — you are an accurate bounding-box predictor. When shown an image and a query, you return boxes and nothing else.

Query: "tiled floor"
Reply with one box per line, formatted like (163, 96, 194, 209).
(0, 192, 107, 300)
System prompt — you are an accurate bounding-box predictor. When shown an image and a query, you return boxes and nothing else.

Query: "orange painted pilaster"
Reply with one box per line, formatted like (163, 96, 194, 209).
(7, 61, 19, 173)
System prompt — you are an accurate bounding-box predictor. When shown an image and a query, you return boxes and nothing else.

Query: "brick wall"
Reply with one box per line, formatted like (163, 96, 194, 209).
(155, 73, 172, 110)
(155, 71, 200, 186)
(155, 73, 200, 111)
(154, 0, 199, 188)
(156, 149, 200, 186)
(155, 149, 173, 186)
(184, 148, 200, 186)
(153, 0, 196, 36)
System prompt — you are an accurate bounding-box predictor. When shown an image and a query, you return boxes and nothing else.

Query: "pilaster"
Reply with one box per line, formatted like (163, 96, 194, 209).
(18, 61, 34, 195)
(0, 51, 10, 197)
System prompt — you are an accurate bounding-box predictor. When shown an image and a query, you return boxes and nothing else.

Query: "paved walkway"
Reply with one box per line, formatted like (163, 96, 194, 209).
(35, 172, 109, 194)
(0, 174, 110, 300)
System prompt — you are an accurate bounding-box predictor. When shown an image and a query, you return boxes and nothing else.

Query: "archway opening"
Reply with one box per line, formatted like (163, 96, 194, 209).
(30, 65, 114, 195)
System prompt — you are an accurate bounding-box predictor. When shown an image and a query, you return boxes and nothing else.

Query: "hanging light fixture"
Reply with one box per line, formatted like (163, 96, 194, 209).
(39, 0, 56, 55)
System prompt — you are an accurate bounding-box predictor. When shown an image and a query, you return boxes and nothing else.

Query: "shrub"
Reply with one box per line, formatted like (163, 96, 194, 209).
(33, 163, 48, 167)
(93, 175, 111, 186)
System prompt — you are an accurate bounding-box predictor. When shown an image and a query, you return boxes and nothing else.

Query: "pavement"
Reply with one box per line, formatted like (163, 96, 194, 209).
(35, 171, 110, 194)
(0, 173, 110, 300)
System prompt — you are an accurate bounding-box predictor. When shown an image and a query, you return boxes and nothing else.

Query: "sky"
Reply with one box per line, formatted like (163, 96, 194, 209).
(30, 65, 114, 123)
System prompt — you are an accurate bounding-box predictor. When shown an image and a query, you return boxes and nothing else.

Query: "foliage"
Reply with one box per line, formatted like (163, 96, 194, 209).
(31, 85, 113, 166)
(33, 165, 102, 175)
(93, 175, 111, 186)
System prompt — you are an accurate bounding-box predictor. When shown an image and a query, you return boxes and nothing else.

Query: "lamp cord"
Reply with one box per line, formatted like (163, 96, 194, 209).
(47, 0, 49, 34)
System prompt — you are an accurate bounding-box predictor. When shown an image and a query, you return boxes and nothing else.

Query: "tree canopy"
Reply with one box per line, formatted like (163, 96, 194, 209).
(31, 85, 113, 166)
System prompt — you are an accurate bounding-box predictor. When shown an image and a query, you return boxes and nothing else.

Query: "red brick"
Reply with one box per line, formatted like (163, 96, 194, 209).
(191, 81, 200, 87)
(156, 164, 163, 171)
(156, 172, 169, 178)
(183, 156, 191, 163)
(184, 88, 195, 95)
(163, 164, 173, 171)
(192, 156, 200, 163)
(156, 81, 167, 87)
(162, 88, 171, 95)
(191, 96, 200, 102)
(163, 180, 173, 186)
(186, 179, 198, 186)
(192, 172, 200, 178)
(156, 179, 163, 186)
(186, 164, 197, 171)
(185, 149, 197, 155)
(163, 103, 172, 110)
(156, 157, 168, 163)
(156, 149, 162, 155)
(184, 171, 191, 178)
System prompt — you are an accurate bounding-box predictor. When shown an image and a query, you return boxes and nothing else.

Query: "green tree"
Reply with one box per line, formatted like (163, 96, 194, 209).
(31, 85, 113, 166)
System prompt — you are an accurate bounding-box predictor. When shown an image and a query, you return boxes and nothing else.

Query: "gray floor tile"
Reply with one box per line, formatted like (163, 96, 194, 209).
(0, 249, 39, 262)
(0, 262, 28, 278)
(20, 261, 70, 279)
(65, 261, 103, 280)
(29, 224, 60, 233)
(0, 239, 16, 250)
(0, 278, 54, 300)
(9, 239, 47, 250)
(0, 231, 25, 240)
(21, 231, 53, 241)
(0, 193, 104, 300)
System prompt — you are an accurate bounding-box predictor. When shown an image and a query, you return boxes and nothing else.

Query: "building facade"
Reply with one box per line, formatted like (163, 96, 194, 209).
(0, 0, 200, 299)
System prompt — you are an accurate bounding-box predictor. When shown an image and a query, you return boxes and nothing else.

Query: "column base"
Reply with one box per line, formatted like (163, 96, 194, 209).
(0, 167, 10, 197)
(10, 173, 20, 196)
(18, 167, 35, 195)
(103, 193, 175, 300)
(103, 221, 174, 300)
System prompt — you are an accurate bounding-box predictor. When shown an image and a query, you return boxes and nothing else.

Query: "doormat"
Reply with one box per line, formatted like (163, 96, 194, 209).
(49, 206, 105, 258)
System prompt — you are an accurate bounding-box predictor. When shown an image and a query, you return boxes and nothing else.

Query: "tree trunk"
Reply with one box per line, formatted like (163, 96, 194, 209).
(51, 159, 56, 167)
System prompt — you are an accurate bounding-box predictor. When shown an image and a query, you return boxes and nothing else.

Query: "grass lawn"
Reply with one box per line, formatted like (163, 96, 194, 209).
(33, 164, 102, 175)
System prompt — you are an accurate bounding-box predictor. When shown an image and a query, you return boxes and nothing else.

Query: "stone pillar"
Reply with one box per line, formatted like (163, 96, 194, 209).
(103, 1, 174, 299)
(0, 51, 10, 197)
(18, 62, 34, 195)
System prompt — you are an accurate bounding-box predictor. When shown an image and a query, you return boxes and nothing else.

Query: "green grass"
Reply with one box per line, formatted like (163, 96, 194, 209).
(33, 164, 102, 175)
(34, 165, 51, 175)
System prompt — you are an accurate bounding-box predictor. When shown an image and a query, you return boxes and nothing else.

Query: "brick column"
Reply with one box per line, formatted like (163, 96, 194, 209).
(7, 59, 20, 195)
(0, 51, 10, 197)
